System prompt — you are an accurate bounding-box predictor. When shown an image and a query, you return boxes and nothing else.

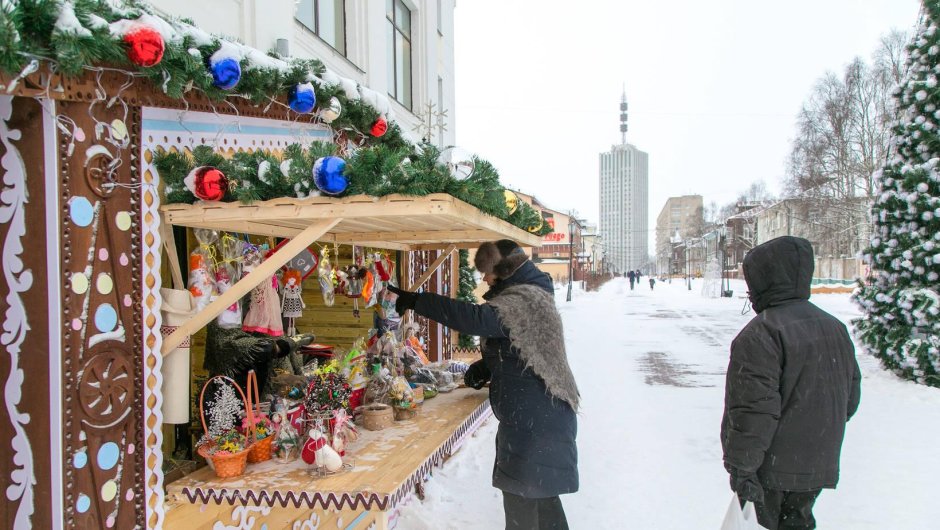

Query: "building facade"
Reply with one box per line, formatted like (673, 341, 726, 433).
(151, 0, 457, 148)
(654, 195, 703, 275)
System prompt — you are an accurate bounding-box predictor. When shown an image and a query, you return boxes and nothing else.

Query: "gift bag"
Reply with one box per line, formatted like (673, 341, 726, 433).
(720, 494, 763, 530)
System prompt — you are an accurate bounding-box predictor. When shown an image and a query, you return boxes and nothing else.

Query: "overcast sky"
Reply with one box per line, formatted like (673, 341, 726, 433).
(453, 0, 922, 241)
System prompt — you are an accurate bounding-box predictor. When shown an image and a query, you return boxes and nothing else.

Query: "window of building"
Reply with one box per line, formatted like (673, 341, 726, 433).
(387, 0, 413, 109)
(296, 0, 346, 55)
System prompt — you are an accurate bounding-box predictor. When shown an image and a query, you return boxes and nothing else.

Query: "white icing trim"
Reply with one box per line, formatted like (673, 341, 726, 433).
(140, 106, 166, 529)
(0, 94, 36, 528)
(42, 98, 65, 530)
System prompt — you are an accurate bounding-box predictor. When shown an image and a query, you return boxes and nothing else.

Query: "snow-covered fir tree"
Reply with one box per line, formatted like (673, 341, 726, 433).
(855, 1, 940, 388)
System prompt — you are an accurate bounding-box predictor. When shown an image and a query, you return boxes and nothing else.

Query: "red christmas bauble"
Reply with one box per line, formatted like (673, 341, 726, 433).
(124, 26, 165, 67)
(370, 117, 388, 137)
(184, 166, 228, 201)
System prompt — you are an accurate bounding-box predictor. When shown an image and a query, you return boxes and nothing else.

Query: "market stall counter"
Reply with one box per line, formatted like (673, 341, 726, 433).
(165, 389, 491, 529)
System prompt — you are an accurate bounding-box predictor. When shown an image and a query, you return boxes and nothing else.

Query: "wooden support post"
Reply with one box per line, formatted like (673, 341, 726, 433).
(160, 218, 341, 355)
(159, 216, 186, 290)
(407, 244, 456, 291)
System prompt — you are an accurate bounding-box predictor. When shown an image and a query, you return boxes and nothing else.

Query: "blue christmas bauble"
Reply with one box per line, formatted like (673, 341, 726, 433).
(210, 58, 241, 90)
(289, 82, 316, 114)
(313, 156, 348, 195)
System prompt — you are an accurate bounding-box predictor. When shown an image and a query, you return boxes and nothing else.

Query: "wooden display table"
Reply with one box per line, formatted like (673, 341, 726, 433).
(165, 389, 491, 529)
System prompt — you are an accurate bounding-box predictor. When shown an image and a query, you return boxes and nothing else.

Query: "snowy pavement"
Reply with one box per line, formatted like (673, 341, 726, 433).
(396, 278, 940, 529)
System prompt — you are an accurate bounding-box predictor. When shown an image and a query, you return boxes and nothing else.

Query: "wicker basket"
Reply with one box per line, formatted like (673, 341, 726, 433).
(198, 374, 255, 478)
(197, 442, 250, 478)
(357, 403, 394, 431)
(393, 403, 419, 421)
(245, 371, 272, 464)
(246, 434, 273, 463)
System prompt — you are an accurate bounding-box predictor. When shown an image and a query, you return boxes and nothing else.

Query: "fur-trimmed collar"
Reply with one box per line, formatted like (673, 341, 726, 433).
(484, 284, 580, 410)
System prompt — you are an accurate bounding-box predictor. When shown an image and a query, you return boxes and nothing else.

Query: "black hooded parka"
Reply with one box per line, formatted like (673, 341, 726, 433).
(721, 236, 861, 492)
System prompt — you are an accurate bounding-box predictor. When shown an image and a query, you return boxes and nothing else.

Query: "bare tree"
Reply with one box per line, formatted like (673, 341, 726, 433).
(782, 30, 909, 256)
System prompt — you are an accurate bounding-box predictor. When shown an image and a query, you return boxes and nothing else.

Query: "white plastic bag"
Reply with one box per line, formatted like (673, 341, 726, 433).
(720, 494, 764, 530)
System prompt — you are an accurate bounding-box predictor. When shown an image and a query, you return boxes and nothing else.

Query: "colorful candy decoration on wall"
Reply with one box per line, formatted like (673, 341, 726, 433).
(312, 156, 349, 196)
(370, 116, 388, 137)
(209, 57, 241, 90)
(123, 26, 165, 67)
(289, 82, 317, 114)
(319, 97, 342, 124)
(184, 166, 229, 201)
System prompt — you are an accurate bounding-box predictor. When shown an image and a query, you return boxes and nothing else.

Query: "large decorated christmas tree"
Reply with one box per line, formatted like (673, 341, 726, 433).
(855, 2, 940, 388)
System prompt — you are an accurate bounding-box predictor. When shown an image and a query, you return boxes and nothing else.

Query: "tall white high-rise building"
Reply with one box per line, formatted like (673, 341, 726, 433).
(599, 88, 649, 273)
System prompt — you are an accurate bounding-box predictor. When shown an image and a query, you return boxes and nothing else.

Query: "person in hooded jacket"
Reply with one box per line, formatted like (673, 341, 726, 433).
(389, 239, 579, 530)
(721, 236, 861, 530)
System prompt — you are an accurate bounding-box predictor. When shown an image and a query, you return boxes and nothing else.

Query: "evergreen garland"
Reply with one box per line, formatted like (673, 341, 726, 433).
(854, 2, 940, 388)
(457, 249, 478, 348)
(153, 142, 553, 235)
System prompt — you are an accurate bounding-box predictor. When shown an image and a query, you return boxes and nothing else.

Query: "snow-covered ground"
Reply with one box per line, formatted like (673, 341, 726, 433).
(397, 278, 940, 529)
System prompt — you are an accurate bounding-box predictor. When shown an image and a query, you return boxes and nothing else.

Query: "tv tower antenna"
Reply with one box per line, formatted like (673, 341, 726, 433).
(620, 83, 628, 145)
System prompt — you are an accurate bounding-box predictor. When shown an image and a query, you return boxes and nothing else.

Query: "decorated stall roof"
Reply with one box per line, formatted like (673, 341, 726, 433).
(162, 193, 544, 251)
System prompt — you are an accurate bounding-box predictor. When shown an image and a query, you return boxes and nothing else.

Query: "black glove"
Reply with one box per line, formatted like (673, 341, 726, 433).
(463, 360, 491, 390)
(729, 469, 765, 504)
(387, 285, 418, 315)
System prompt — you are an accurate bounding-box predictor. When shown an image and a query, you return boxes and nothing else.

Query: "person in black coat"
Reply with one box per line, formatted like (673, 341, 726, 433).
(721, 236, 861, 530)
(389, 240, 579, 530)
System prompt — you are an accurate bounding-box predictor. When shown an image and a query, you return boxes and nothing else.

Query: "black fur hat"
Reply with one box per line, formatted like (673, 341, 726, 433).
(474, 239, 528, 279)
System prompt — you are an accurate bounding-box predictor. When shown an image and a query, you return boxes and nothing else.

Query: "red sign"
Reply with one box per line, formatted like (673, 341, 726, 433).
(543, 232, 566, 243)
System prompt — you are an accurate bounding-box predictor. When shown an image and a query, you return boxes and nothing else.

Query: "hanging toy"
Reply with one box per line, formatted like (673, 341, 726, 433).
(124, 26, 165, 67)
(319, 97, 342, 124)
(209, 56, 241, 90)
(241, 252, 284, 336)
(370, 116, 388, 137)
(289, 82, 317, 114)
(343, 265, 366, 319)
(184, 166, 229, 201)
(312, 156, 349, 195)
(214, 266, 243, 328)
(281, 269, 305, 336)
(188, 253, 215, 312)
(318, 248, 335, 307)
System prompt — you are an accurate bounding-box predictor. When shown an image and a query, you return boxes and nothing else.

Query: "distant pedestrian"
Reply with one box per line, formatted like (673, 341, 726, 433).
(627, 270, 636, 290)
(721, 236, 861, 530)
(648, 277, 655, 291)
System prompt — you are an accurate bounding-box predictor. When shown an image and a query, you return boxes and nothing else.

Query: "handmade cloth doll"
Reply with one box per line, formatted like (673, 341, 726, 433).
(317, 248, 335, 307)
(214, 265, 243, 328)
(188, 229, 219, 311)
(188, 253, 215, 311)
(242, 252, 284, 336)
(281, 269, 305, 335)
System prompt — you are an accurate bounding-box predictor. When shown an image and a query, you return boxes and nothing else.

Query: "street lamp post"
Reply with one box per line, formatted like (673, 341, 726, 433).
(566, 215, 575, 302)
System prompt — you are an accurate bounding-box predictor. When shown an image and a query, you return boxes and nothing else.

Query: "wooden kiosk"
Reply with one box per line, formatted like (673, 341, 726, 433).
(158, 195, 541, 529)
(0, 39, 544, 530)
